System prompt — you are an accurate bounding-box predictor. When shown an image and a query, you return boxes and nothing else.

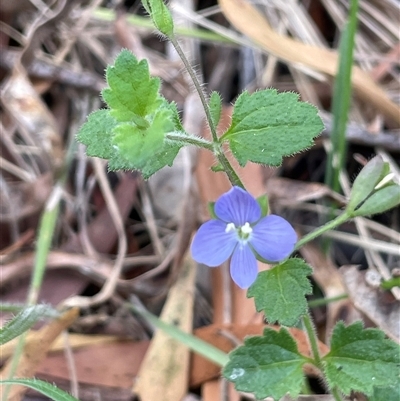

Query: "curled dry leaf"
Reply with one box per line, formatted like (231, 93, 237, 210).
(1, 68, 64, 170)
(340, 265, 400, 342)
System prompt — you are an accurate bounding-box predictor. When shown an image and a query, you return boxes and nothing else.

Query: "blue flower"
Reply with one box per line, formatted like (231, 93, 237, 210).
(191, 186, 297, 289)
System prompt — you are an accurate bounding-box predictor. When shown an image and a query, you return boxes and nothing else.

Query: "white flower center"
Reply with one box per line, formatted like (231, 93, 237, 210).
(225, 222, 253, 241)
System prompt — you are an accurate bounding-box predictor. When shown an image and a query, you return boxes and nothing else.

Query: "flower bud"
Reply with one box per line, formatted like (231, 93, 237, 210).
(142, 0, 174, 37)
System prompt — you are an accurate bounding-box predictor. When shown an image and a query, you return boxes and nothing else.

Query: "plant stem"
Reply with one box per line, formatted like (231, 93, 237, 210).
(166, 132, 214, 151)
(308, 293, 348, 308)
(302, 313, 322, 366)
(332, 387, 344, 401)
(295, 211, 350, 250)
(215, 151, 245, 189)
(169, 36, 219, 143)
(303, 313, 344, 400)
(169, 35, 246, 189)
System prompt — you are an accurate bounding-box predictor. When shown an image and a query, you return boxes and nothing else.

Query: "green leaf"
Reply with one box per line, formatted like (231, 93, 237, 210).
(102, 49, 161, 120)
(139, 139, 182, 179)
(209, 91, 222, 127)
(0, 305, 59, 345)
(371, 383, 400, 401)
(207, 202, 217, 219)
(76, 109, 118, 160)
(322, 321, 400, 395)
(210, 163, 224, 172)
(112, 109, 172, 169)
(0, 378, 79, 401)
(256, 194, 269, 216)
(77, 51, 185, 178)
(248, 259, 313, 326)
(221, 90, 324, 166)
(346, 156, 387, 211)
(352, 184, 400, 217)
(223, 327, 307, 400)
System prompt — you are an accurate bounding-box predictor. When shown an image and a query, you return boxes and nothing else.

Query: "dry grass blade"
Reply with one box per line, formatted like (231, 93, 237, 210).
(218, 0, 400, 125)
(63, 159, 127, 308)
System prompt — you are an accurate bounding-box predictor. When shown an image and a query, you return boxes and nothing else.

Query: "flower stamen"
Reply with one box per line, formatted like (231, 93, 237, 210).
(241, 222, 252, 234)
(225, 222, 236, 233)
(238, 222, 253, 241)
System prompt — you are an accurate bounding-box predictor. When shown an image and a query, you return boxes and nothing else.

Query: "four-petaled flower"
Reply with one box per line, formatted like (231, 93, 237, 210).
(191, 186, 297, 289)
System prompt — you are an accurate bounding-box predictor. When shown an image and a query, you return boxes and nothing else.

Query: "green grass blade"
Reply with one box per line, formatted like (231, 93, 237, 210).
(0, 305, 59, 345)
(129, 304, 229, 367)
(93, 8, 234, 45)
(325, 0, 359, 193)
(0, 379, 80, 401)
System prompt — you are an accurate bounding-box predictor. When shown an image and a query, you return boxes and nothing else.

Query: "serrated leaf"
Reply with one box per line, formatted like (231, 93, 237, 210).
(102, 49, 161, 121)
(0, 305, 59, 345)
(0, 378, 79, 401)
(139, 139, 182, 179)
(77, 51, 186, 178)
(76, 109, 118, 160)
(248, 258, 312, 326)
(322, 321, 400, 395)
(371, 383, 400, 401)
(209, 91, 222, 127)
(221, 90, 324, 166)
(112, 109, 172, 169)
(223, 327, 307, 400)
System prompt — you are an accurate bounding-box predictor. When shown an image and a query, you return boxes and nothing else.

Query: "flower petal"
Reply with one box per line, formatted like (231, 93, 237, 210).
(191, 220, 237, 266)
(250, 215, 297, 262)
(230, 244, 258, 288)
(214, 186, 261, 225)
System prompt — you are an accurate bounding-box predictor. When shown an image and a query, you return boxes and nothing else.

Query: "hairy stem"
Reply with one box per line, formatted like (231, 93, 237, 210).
(302, 313, 344, 400)
(169, 36, 245, 190)
(302, 313, 322, 366)
(215, 151, 245, 189)
(169, 36, 219, 143)
(166, 132, 214, 151)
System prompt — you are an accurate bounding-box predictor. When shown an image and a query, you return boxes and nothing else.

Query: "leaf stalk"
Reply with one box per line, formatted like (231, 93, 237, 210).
(295, 211, 351, 250)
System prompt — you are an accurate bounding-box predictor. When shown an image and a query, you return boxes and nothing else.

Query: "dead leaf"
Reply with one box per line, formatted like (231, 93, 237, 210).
(36, 340, 148, 389)
(340, 265, 400, 342)
(0, 308, 79, 401)
(132, 255, 196, 401)
(1, 68, 64, 169)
